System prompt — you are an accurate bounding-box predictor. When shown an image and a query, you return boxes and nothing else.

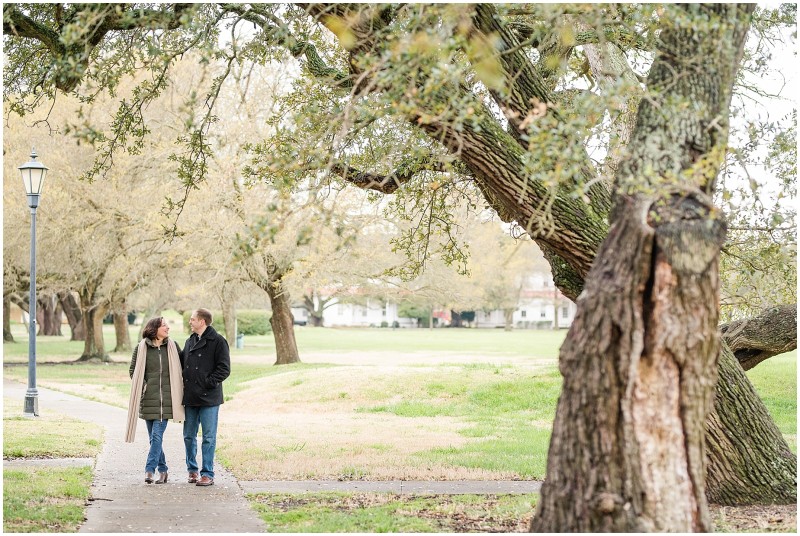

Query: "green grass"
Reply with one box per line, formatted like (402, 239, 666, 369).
(4, 323, 796, 482)
(3, 466, 93, 533)
(3, 399, 103, 458)
(248, 492, 536, 532)
(357, 368, 563, 478)
(746, 351, 797, 452)
(3, 321, 567, 362)
(2, 401, 100, 533)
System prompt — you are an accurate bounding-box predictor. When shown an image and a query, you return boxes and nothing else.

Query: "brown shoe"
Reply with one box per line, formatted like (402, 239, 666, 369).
(195, 476, 214, 486)
(145, 472, 154, 484)
(156, 472, 168, 484)
(188, 472, 199, 483)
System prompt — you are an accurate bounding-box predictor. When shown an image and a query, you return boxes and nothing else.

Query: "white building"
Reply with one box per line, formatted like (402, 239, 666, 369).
(293, 271, 575, 329)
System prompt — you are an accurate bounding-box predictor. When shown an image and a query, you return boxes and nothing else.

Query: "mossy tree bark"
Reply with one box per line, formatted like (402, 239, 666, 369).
(720, 304, 797, 370)
(705, 343, 797, 505)
(531, 4, 753, 531)
(533, 193, 726, 531)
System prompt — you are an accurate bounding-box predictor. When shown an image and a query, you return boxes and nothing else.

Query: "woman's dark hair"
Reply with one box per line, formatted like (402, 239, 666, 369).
(142, 317, 164, 340)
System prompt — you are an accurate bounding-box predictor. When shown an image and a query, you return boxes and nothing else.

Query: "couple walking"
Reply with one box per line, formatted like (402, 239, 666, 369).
(124, 308, 230, 487)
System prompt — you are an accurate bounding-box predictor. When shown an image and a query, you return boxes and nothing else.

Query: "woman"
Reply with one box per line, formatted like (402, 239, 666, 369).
(125, 317, 184, 484)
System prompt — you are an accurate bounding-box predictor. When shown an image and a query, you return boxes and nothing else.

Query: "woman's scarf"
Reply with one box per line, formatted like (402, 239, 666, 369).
(125, 338, 185, 442)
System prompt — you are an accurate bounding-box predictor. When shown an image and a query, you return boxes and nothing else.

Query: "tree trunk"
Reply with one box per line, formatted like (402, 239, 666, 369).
(77, 286, 108, 361)
(532, 5, 752, 531)
(266, 279, 301, 365)
(112, 309, 131, 353)
(552, 291, 560, 330)
(37, 292, 62, 336)
(3, 295, 14, 342)
(720, 304, 797, 370)
(532, 194, 726, 532)
(303, 292, 324, 327)
(451, 310, 462, 328)
(705, 342, 797, 505)
(58, 290, 85, 341)
(220, 296, 237, 346)
(503, 309, 514, 331)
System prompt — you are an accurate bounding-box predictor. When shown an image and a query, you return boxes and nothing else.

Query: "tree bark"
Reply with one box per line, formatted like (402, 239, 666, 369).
(303, 292, 325, 327)
(503, 308, 514, 331)
(266, 279, 301, 365)
(532, 4, 753, 531)
(3, 294, 14, 342)
(37, 292, 62, 336)
(705, 342, 797, 505)
(532, 194, 726, 532)
(112, 306, 131, 353)
(720, 304, 797, 370)
(77, 285, 108, 361)
(58, 290, 85, 341)
(220, 294, 237, 346)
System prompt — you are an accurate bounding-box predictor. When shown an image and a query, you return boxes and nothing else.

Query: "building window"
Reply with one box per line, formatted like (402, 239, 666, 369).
(521, 310, 527, 318)
(362, 307, 368, 317)
(540, 308, 546, 318)
(561, 306, 569, 318)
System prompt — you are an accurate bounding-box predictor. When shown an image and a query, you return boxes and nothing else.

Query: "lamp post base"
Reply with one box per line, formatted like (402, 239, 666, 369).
(23, 391, 39, 417)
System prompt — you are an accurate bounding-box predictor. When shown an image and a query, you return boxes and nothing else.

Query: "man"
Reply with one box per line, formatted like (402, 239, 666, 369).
(181, 308, 230, 486)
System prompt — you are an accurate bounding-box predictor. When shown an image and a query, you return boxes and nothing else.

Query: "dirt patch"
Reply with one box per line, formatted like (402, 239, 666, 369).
(710, 504, 797, 533)
(251, 494, 797, 533)
(251, 493, 532, 532)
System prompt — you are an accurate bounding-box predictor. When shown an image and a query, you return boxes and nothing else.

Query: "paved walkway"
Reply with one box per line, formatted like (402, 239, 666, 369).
(4, 379, 541, 533)
(4, 379, 265, 533)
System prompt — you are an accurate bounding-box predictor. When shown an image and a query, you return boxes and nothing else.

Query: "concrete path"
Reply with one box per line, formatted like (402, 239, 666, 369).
(3, 379, 266, 533)
(4, 379, 542, 533)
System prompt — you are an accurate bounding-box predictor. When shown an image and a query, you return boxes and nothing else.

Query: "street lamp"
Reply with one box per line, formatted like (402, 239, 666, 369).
(19, 148, 48, 417)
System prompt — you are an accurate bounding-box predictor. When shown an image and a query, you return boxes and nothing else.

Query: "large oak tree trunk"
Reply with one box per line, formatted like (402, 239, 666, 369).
(532, 4, 753, 531)
(266, 280, 301, 365)
(705, 342, 797, 505)
(532, 195, 726, 531)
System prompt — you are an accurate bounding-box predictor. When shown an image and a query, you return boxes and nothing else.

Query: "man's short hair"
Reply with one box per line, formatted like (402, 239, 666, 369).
(194, 308, 213, 326)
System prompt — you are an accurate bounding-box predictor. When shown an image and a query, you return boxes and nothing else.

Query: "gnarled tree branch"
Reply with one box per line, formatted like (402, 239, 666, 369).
(720, 304, 798, 370)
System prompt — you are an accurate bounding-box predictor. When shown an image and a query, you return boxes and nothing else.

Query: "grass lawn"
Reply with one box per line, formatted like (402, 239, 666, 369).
(3, 466, 93, 533)
(248, 492, 536, 532)
(2, 399, 102, 533)
(3, 321, 796, 480)
(1, 319, 568, 361)
(2, 321, 796, 533)
(745, 352, 797, 452)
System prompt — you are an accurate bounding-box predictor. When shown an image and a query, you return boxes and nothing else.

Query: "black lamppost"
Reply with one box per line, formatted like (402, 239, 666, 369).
(19, 148, 48, 417)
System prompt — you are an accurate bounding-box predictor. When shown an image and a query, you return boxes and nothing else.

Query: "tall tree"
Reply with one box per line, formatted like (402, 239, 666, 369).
(4, 2, 795, 523)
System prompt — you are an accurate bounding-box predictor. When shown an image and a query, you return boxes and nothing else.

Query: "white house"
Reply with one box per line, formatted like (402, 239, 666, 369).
(293, 270, 575, 329)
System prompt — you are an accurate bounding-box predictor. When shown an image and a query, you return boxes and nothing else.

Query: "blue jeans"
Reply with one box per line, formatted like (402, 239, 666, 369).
(145, 419, 169, 474)
(183, 405, 219, 479)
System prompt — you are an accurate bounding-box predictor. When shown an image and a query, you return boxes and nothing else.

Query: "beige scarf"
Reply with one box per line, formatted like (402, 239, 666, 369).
(125, 338, 185, 442)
